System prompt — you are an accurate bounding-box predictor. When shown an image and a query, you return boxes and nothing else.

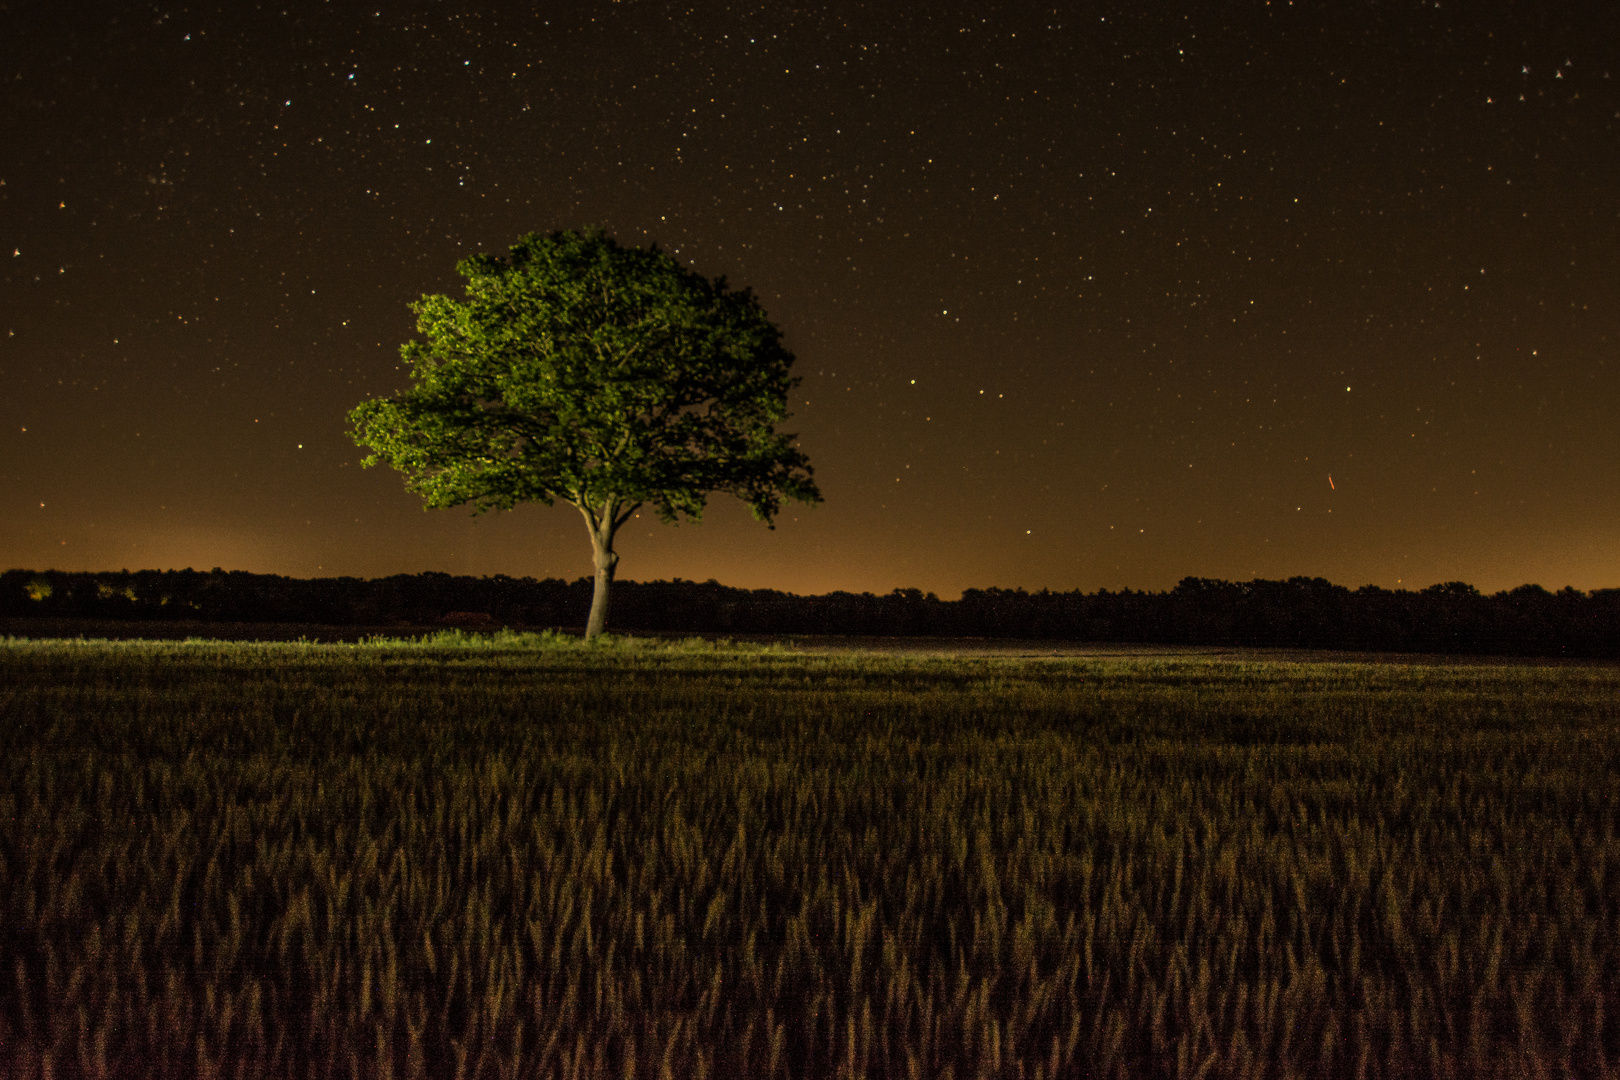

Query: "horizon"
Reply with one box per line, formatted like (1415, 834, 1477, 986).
(6, 563, 1608, 603)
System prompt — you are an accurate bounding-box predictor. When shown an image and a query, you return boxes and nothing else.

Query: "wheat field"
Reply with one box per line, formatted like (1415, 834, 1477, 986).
(2, 632, 1617, 1078)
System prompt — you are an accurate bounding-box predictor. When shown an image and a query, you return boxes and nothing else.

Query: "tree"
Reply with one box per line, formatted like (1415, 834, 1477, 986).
(348, 229, 820, 637)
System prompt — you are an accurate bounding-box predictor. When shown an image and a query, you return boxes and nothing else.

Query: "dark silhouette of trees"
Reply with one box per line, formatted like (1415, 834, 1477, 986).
(6, 569, 1620, 658)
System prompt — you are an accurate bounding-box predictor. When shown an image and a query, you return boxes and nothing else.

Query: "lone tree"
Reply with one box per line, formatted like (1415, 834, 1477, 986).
(348, 229, 820, 637)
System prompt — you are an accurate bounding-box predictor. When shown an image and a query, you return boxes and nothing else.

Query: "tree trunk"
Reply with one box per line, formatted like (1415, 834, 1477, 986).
(579, 496, 635, 640)
(585, 533, 618, 639)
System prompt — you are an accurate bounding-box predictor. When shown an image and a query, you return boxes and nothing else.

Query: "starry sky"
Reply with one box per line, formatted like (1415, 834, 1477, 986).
(3, 0, 1617, 598)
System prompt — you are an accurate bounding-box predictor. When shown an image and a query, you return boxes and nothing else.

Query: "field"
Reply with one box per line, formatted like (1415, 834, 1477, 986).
(2, 632, 1618, 1079)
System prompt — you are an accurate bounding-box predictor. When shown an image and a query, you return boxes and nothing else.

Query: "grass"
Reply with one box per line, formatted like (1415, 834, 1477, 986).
(1, 633, 1617, 1078)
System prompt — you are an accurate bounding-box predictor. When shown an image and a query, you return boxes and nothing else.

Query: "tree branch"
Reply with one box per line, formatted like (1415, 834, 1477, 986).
(611, 501, 642, 532)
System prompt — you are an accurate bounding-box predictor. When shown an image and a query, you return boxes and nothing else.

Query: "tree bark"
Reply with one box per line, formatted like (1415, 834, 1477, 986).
(585, 534, 618, 639)
(580, 497, 636, 639)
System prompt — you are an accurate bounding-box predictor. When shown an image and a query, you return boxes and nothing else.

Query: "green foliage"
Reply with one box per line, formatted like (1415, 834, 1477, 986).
(3, 642, 1618, 1078)
(347, 228, 820, 526)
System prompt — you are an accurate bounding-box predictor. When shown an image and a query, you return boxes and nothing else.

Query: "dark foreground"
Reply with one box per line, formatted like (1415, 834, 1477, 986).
(2, 633, 1617, 1078)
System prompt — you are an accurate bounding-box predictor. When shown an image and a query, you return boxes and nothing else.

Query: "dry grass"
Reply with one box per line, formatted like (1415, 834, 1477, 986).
(2, 634, 1617, 1078)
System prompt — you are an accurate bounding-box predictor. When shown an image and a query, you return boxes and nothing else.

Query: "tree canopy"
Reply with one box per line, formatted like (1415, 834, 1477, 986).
(348, 228, 820, 636)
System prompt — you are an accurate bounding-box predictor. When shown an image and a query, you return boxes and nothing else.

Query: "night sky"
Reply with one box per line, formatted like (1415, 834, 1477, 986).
(4, 1, 1617, 598)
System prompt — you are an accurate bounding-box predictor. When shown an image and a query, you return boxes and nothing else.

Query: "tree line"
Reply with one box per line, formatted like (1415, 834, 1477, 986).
(4, 568, 1617, 658)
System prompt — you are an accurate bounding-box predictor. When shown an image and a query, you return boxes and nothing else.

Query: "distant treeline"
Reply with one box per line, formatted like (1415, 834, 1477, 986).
(4, 567, 1619, 657)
